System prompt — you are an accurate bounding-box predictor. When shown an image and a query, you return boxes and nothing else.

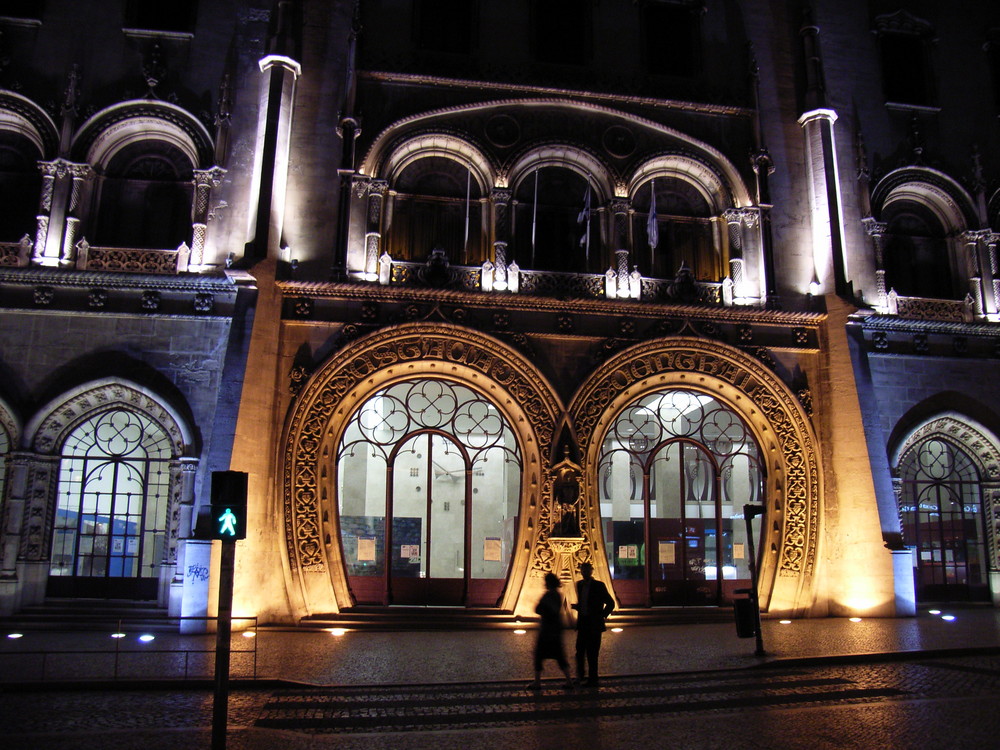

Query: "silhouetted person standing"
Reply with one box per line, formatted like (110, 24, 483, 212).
(571, 561, 615, 686)
(531, 572, 574, 689)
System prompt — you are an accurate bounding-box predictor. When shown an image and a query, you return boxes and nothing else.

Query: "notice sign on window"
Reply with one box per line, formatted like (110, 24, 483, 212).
(619, 544, 638, 562)
(400, 544, 420, 560)
(483, 537, 502, 562)
(659, 540, 676, 564)
(733, 543, 745, 560)
(357, 536, 376, 562)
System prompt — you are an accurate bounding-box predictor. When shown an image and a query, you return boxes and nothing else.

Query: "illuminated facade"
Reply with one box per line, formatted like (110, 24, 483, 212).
(3, 1, 1000, 625)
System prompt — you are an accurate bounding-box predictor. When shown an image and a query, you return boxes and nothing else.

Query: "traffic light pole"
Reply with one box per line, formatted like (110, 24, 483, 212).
(211, 538, 236, 750)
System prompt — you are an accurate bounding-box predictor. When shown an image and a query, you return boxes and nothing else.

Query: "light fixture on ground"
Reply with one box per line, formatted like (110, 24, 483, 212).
(139, 634, 155, 642)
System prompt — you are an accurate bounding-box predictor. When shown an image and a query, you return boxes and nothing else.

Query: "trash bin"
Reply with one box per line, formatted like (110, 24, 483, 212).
(733, 597, 757, 639)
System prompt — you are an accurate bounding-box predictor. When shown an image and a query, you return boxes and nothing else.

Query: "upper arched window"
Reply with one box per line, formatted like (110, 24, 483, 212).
(94, 141, 194, 250)
(385, 155, 486, 265)
(0, 130, 42, 243)
(512, 166, 602, 274)
(882, 200, 953, 299)
(633, 177, 722, 281)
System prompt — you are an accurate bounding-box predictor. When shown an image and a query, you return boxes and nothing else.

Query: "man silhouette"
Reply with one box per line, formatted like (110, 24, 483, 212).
(571, 561, 615, 686)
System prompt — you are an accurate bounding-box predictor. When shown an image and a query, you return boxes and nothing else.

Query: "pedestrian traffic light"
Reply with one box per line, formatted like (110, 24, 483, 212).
(210, 471, 248, 541)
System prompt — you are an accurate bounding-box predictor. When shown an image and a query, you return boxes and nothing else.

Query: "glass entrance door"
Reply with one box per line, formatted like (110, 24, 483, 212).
(390, 433, 467, 605)
(337, 379, 522, 607)
(900, 438, 989, 602)
(599, 390, 764, 607)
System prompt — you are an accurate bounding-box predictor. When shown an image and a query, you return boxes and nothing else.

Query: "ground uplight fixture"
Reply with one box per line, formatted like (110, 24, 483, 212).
(513, 628, 527, 635)
(327, 628, 346, 637)
(242, 631, 257, 638)
(849, 617, 862, 622)
(929, 609, 941, 615)
(610, 627, 623, 633)
(941, 615, 956, 621)
(779, 620, 792, 625)
(110, 632, 126, 639)
(138, 634, 155, 642)
(7, 632, 23, 639)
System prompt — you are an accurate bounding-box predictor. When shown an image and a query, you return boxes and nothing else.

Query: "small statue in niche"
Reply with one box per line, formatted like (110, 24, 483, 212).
(551, 460, 581, 538)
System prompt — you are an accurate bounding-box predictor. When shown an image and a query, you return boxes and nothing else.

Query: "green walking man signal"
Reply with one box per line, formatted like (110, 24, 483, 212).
(210, 471, 248, 541)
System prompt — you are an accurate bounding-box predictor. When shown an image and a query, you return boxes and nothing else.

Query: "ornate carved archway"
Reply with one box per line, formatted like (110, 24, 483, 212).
(567, 337, 822, 615)
(281, 323, 563, 616)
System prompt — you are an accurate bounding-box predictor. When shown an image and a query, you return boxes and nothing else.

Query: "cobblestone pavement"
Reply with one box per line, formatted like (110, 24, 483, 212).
(4, 655, 1000, 749)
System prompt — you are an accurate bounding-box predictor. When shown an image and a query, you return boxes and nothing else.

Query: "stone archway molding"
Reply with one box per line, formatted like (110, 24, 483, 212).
(281, 323, 564, 618)
(567, 336, 823, 616)
(25, 377, 192, 456)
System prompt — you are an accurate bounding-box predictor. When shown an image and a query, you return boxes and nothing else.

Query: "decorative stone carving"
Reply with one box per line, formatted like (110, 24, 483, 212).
(281, 324, 561, 613)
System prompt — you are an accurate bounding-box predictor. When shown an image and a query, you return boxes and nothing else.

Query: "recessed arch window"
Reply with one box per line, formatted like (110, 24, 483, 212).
(512, 166, 602, 273)
(0, 130, 42, 242)
(899, 437, 989, 602)
(598, 389, 764, 607)
(48, 408, 173, 600)
(337, 379, 522, 607)
(94, 141, 194, 250)
(633, 177, 722, 281)
(385, 155, 485, 265)
(882, 200, 954, 299)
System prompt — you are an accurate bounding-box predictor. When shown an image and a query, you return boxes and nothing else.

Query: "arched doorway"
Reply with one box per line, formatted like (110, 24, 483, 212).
(336, 379, 522, 606)
(47, 408, 173, 599)
(597, 389, 764, 606)
(898, 435, 990, 602)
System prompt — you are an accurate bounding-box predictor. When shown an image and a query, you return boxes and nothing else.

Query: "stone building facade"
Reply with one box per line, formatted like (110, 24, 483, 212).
(3, 0, 1000, 626)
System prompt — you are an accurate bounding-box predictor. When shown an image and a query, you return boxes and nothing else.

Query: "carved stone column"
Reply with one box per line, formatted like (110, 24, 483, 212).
(723, 208, 746, 292)
(989, 234, 1000, 316)
(191, 167, 226, 269)
(863, 219, 888, 310)
(491, 188, 512, 289)
(168, 457, 199, 616)
(961, 230, 989, 317)
(61, 164, 94, 266)
(6, 454, 60, 608)
(33, 162, 59, 263)
(364, 179, 387, 280)
(0, 454, 29, 580)
(611, 198, 630, 295)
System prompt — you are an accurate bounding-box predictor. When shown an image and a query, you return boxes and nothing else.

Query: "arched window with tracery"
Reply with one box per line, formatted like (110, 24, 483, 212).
(336, 379, 521, 607)
(899, 437, 989, 602)
(512, 166, 602, 273)
(598, 389, 764, 607)
(384, 156, 485, 265)
(48, 408, 173, 600)
(94, 141, 194, 250)
(633, 177, 723, 281)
